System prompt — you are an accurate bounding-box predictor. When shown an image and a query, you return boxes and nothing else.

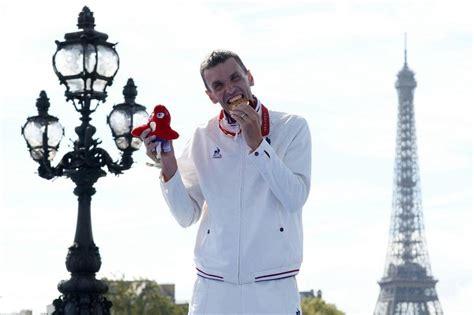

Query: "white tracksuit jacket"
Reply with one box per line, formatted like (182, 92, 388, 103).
(160, 101, 311, 285)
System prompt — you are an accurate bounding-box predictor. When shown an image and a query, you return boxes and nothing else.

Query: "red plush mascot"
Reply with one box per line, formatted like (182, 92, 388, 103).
(131, 104, 179, 146)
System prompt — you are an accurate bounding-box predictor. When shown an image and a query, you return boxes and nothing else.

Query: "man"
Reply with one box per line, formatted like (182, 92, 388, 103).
(141, 50, 311, 314)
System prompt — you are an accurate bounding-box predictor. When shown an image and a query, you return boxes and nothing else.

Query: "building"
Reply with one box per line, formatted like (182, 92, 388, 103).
(0, 311, 32, 315)
(300, 289, 322, 299)
(373, 39, 443, 314)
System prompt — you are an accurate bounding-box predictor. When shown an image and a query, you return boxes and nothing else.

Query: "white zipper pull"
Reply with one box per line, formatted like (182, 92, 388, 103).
(234, 126, 240, 141)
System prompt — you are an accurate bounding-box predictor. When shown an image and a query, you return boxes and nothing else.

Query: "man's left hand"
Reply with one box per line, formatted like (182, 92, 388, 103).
(230, 105, 263, 151)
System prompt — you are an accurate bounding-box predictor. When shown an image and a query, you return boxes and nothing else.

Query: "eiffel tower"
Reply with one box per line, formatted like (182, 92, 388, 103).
(374, 38, 443, 315)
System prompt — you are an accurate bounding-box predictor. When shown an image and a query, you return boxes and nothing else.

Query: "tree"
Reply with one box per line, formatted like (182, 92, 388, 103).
(301, 296, 345, 315)
(103, 277, 188, 315)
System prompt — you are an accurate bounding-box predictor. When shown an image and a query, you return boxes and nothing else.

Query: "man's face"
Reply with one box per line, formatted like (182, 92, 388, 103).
(203, 57, 254, 113)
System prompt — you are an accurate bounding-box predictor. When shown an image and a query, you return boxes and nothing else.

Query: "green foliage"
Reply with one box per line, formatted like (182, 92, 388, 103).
(103, 277, 343, 315)
(301, 297, 345, 315)
(103, 277, 188, 315)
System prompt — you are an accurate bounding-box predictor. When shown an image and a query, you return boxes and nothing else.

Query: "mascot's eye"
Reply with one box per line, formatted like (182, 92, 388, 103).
(156, 112, 165, 119)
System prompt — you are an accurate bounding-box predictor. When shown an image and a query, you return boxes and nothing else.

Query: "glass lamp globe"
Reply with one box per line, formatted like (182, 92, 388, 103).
(52, 6, 119, 101)
(107, 79, 148, 151)
(22, 91, 64, 161)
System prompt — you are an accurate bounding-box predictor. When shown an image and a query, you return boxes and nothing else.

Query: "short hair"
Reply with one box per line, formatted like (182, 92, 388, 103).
(200, 50, 248, 90)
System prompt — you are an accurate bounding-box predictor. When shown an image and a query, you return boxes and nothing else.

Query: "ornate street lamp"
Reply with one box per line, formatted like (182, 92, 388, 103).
(21, 7, 146, 314)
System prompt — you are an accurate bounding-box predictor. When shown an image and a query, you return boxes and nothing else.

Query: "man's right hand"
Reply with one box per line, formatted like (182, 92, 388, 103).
(141, 128, 161, 162)
(140, 128, 178, 181)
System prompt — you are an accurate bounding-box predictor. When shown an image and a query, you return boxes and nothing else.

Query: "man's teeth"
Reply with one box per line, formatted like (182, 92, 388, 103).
(228, 95, 243, 103)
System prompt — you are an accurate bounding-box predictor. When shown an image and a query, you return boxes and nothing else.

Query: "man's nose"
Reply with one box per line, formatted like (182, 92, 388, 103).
(224, 81, 235, 93)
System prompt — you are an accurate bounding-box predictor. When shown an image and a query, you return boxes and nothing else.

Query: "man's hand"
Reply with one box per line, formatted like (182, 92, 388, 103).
(141, 128, 161, 162)
(140, 128, 177, 181)
(230, 105, 263, 151)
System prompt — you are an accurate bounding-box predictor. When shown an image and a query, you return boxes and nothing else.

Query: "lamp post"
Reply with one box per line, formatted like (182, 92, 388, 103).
(21, 7, 148, 314)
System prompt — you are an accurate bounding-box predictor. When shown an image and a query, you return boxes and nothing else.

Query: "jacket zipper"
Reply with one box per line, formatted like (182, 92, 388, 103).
(237, 136, 244, 283)
(277, 203, 284, 232)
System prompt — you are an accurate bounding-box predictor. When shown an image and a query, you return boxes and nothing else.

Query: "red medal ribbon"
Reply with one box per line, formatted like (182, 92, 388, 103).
(218, 104, 270, 137)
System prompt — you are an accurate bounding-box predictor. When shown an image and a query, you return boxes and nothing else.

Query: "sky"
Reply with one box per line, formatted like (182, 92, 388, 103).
(0, 0, 472, 314)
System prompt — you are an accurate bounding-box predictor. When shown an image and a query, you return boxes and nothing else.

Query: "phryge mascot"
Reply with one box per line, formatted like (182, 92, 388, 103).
(131, 104, 179, 153)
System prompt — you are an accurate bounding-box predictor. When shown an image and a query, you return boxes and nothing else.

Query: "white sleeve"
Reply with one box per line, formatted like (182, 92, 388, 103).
(247, 117, 311, 212)
(160, 140, 205, 227)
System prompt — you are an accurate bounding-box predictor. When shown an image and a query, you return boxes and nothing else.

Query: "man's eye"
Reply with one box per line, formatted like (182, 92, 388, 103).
(156, 112, 165, 119)
(213, 84, 223, 91)
(231, 76, 241, 82)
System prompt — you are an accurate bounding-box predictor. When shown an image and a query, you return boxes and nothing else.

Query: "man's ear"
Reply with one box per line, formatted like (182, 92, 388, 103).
(205, 90, 218, 104)
(247, 70, 255, 86)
